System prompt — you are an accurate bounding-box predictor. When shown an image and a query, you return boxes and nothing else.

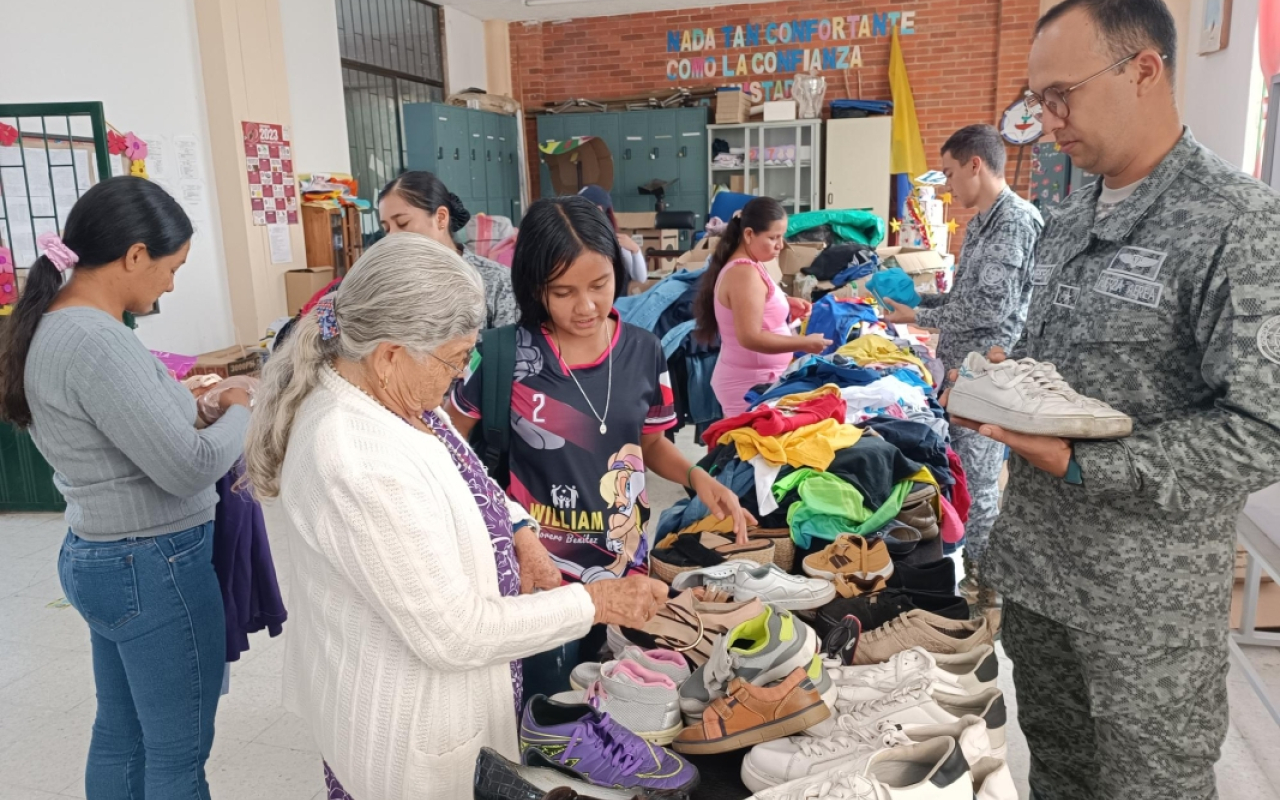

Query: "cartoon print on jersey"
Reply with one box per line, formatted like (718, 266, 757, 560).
(598, 444, 648, 578)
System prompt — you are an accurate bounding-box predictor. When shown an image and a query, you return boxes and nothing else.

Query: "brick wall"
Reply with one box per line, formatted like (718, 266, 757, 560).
(510, 0, 1041, 250)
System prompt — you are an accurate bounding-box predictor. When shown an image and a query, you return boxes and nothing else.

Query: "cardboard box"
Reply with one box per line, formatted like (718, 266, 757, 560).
(189, 345, 263, 379)
(614, 212, 657, 230)
(629, 229, 681, 272)
(763, 101, 798, 121)
(284, 266, 335, 316)
(729, 175, 745, 194)
(672, 235, 813, 286)
(876, 246, 954, 296)
(716, 88, 751, 124)
(542, 136, 615, 195)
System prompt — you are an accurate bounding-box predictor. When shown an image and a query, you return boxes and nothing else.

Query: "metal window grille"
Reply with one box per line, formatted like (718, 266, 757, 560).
(336, 0, 445, 232)
(0, 103, 111, 308)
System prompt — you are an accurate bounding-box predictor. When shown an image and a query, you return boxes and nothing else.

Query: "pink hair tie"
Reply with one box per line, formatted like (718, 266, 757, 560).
(37, 232, 78, 273)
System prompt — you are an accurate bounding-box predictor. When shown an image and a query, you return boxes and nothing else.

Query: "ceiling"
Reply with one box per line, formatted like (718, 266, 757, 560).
(440, 0, 779, 23)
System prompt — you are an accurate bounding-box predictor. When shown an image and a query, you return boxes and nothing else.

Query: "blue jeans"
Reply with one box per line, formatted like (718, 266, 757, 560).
(58, 523, 225, 799)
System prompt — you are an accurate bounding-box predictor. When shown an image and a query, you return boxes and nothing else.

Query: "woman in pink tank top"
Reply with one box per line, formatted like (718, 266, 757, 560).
(694, 198, 831, 417)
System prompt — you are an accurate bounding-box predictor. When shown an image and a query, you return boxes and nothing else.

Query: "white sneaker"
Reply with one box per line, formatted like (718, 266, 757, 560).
(741, 720, 911, 792)
(570, 645, 691, 691)
(749, 737, 974, 800)
(825, 645, 998, 699)
(671, 560, 837, 611)
(549, 659, 684, 745)
(972, 756, 1017, 800)
(752, 713, 992, 792)
(948, 353, 1133, 439)
(826, 678, 1008, 759)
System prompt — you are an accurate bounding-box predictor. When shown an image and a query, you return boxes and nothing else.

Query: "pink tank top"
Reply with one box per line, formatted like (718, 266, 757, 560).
(711, 258, 794, 416)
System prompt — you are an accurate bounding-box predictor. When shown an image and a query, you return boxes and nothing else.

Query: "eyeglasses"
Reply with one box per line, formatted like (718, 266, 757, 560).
(1024, 52, 1166, 121)
(425, 349, 472, 377)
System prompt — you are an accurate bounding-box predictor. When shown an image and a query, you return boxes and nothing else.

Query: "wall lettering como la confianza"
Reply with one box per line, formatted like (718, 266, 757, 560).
(666, 12, 918, 102)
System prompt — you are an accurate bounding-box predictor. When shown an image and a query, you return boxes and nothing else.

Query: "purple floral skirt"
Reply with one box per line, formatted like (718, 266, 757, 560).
(324, 762, 355, 799)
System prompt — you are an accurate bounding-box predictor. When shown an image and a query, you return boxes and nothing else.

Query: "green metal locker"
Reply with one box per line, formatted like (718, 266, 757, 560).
(403, 102, 523, 223)
(536, 115, 564, 199)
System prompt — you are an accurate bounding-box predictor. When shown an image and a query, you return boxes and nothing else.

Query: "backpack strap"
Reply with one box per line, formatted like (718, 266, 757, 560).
(478, 324, 518, 485)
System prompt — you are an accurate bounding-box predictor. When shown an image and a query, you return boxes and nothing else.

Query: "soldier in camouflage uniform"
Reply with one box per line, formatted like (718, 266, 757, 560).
(883, 125, 1043, 600)
(964, 1, 1280, 798)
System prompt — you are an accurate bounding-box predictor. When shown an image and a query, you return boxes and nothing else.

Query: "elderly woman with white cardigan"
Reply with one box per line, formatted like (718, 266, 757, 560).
(244, 234, 668, 800)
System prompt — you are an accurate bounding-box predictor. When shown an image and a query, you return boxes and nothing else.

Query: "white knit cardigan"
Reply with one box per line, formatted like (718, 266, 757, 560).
(275, 367, 596, 800)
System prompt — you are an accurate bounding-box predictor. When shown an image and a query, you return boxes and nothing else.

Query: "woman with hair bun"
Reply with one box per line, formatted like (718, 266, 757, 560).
(378, 171, 518, 329)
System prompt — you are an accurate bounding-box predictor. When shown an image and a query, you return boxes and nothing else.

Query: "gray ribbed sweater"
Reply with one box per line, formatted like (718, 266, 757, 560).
(25, 307, 250, 541)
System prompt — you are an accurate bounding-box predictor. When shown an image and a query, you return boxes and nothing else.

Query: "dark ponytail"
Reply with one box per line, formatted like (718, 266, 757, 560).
(0, 176, 192, 427)
(379, 171, 471, 247)
(694, 196, 787, 344)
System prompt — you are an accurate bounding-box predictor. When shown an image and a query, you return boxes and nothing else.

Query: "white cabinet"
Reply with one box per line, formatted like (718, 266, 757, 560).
(707, 121, 823, 213)
(825, 117, 893, 222)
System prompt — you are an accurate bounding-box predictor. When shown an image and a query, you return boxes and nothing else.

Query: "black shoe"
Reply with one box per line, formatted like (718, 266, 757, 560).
(813, 589, 969, 638)
(473, 747, 690, 800)
(887, 558, 956, 594)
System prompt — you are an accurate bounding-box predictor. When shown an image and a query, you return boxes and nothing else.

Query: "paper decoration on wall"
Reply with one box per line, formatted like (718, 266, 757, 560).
(946, 219, 959, 235)
(914, 170, 947, 186)
(999, 95, 1043, 146)
(108, 130, 128, 155)
(0, 123, 17, 148)
(889, 218, 902, 233)
(0, 246, 16, 315)
(124, 133, 148, 161)
(939, 192, 953, 205)
(242, 121, 298, 226)
(130, 159, 149, 179)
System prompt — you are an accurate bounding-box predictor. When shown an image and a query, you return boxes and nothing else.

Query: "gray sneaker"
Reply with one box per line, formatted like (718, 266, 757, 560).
(550, 659, 684, 745)
(679, 604, 817, 721)
(571, 646, 691, 692)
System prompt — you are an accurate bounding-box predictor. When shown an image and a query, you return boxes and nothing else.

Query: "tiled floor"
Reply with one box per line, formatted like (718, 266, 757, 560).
(3, 438, 1280, 798)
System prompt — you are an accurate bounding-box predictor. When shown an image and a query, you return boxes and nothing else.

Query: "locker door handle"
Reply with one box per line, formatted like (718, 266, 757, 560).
(454, 148, 460, 161)
(678, 146, 688, 158)
(438, 147, 444, 160)
(650, 147, 658, 160)
(624, 148, 631, 160)
(828, 192, 834, 205)
(471, 149, 477, 161)
(487, 151, 492, 162)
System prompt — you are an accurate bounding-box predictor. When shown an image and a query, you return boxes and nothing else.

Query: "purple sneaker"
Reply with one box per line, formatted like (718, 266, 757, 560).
(519, 695, 699, 794)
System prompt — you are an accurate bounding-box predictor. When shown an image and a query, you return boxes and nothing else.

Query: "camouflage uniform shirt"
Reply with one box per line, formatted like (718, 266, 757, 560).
(985, 129, 1280, 645)
(916, 187, 1044, 370)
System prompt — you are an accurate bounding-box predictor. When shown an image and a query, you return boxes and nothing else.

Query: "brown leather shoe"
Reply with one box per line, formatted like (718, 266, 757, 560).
(832, 573, 889, 598)
(896, 483, 940, 541)
(671, 667, 831, 755)
(804, 535, 895, 580)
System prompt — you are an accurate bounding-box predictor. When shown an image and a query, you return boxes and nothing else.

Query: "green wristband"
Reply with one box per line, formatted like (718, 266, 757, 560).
(687, 465, 703, 489)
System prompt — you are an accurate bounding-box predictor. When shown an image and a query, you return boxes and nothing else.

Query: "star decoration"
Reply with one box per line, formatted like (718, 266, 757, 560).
(940, 192, 953, 205)
(889, 218, 902, 233)
(946, 219, 959, 235)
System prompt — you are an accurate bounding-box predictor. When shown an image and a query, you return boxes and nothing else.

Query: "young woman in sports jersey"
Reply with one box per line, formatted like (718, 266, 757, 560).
(446, 196, 752, 697)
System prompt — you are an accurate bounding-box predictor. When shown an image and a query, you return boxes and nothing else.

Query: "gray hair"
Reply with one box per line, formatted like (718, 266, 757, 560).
(244, 233, 485, 497)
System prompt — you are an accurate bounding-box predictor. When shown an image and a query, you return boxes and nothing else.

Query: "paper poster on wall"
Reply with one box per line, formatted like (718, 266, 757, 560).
(139, 134, 167, 178)
(179, 180, 205, 219)
(242, 121, 298, 226)
(174, 135, 201, 181)
(268, 224, 293, 264)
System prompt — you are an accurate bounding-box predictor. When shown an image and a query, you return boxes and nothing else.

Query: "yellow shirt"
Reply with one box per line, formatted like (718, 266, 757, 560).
(718, 418, 863, 470)
(836, 336, 934, 386)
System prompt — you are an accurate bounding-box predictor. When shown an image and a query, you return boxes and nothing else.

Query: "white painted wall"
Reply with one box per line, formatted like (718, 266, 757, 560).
(1184, 0, 1262, 168)
(0, 0, 235, 355)
(444, 6, 489, 94)
(279, 0, 351, 175)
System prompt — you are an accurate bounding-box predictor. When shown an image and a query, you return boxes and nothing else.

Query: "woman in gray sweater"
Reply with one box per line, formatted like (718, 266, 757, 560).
(0, 177, 251, 799)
